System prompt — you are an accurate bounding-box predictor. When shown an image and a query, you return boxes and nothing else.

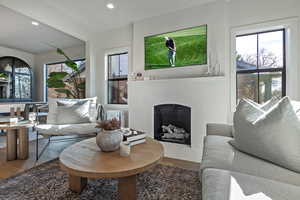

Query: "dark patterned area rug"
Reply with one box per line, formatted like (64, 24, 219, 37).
(0, 159, 201, 200)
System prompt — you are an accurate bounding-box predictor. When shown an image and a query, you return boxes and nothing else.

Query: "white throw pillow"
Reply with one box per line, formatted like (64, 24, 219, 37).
(242, 97, 279, 111)
(261, 97, 280, 111)
(56, 100, 91, 124)
(47, 97, 97, 124)
(232, 97, 280, 138)
(231, 97, 300, 173)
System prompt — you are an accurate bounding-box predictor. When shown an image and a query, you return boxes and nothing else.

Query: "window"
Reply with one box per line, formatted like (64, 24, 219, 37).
(107, 52, 128, 104)
(236, 29, 286, 103)
(46, 59, 86, 100)
(0, 56, 32, 102)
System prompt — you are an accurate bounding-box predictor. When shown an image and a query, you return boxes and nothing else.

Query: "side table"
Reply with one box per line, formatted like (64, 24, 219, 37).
(0, 120, 35, 161)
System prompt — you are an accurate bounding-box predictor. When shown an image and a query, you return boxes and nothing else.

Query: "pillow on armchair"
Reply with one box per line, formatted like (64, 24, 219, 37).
(47, 97, 97, 124)
(56, 100, 91, 125)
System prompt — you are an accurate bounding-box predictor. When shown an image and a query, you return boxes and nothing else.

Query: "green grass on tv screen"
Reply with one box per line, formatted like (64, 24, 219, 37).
(144, 25, 207, 70)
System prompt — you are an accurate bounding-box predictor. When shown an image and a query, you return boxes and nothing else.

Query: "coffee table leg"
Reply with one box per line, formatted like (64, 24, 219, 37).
(118, 175, 137, 200)
(18, 128, 29, 160)
(6, 130, 17, 161)
(69, 174, 87, 193)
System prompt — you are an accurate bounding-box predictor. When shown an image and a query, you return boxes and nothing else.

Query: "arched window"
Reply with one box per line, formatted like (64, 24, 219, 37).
(0, 56, 32, 102)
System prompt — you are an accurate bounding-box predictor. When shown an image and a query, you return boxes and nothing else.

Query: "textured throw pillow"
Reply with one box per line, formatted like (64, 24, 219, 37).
(261, 97, 280, 111)
(47, 97, 97, 124)
(230, 97, 300, 173)
(56, 100, 91, 125)
(243, 97, 279, 111)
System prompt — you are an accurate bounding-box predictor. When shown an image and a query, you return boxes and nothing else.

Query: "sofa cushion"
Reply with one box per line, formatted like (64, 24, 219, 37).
(202, 168, 300, 200)
(232, 97, 300, 173)
(36, 123, 99, 136)
(200, 135, 300, 186)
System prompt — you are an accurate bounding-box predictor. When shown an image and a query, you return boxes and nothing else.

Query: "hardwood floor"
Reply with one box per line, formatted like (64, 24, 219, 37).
(0, 135, 200, 179)
(0, 136, 82, 179)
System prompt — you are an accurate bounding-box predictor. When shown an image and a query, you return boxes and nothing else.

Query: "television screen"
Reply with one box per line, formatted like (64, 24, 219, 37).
(144, 25, 207, 70)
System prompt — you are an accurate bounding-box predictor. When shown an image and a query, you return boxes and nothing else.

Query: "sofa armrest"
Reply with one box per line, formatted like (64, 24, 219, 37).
(206, 123, 233, 138)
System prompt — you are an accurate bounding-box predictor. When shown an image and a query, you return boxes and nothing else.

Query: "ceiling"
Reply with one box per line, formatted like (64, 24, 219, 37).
(39, 0, 217, 33)
(0, 5, 84, 54)
(0, 0, 220, 41)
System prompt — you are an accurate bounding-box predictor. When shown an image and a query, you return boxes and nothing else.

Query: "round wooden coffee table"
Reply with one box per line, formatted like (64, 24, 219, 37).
(59, 137, 164, 200)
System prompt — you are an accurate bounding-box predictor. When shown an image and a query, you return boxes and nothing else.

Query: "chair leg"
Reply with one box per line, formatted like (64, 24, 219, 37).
(36, 131, 39, 161)
(36, 135, 51, 161)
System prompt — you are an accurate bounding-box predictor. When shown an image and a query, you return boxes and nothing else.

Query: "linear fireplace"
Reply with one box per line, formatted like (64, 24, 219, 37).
(154, 104, 191, 145)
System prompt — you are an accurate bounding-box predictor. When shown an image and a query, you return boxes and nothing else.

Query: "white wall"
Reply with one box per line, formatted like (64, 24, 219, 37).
(34, 45, 85, 101)
(227, 0, 300, 27)
(88, 25, 133, 104)
(128, 77, 228, 162)
(0, 45, 34, 66)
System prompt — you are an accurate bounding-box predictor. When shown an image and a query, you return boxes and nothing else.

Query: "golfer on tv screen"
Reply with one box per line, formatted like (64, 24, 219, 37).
(165, 37, 176, 67)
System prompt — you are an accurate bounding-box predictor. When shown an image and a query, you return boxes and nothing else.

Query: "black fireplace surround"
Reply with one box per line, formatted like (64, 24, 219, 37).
(154, 104, 191, 145)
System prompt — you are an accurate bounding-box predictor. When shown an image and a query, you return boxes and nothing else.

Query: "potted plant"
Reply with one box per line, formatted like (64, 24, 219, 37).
(96, 118, 123, 152)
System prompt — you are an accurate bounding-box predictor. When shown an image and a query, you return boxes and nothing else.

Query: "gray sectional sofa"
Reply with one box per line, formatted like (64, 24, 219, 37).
(201, 123, 300, 200)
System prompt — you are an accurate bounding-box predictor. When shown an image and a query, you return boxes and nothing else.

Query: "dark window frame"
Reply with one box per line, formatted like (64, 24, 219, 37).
(0, 56, 33, 102)
(236, 29, 286, 103)
(107, 52, 128, 105)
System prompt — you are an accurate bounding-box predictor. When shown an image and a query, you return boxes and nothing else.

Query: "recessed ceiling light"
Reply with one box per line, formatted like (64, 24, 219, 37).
(31, 21, 39, 26)
(106, 3, 115, 9)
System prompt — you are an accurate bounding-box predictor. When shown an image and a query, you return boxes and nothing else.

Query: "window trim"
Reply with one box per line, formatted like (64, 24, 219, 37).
(235, 29, 286, 103)
(107, 52, 129, 105)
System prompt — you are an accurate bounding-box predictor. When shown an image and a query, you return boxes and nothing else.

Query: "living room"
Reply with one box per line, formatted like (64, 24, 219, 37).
(0, 0, 300, 199)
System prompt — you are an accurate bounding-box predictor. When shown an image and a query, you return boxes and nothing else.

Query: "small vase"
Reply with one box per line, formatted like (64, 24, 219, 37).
(96, 129, 123, 152)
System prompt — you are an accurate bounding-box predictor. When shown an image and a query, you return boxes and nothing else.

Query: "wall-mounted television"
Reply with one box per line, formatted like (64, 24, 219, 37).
(144, 25, 207, 70)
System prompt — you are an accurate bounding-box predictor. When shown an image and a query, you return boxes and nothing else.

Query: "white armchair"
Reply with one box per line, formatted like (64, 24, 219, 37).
(35, 97, 104, 160)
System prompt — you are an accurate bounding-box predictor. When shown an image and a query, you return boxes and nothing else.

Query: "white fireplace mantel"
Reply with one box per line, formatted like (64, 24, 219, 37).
(128, 76, 228, 162)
